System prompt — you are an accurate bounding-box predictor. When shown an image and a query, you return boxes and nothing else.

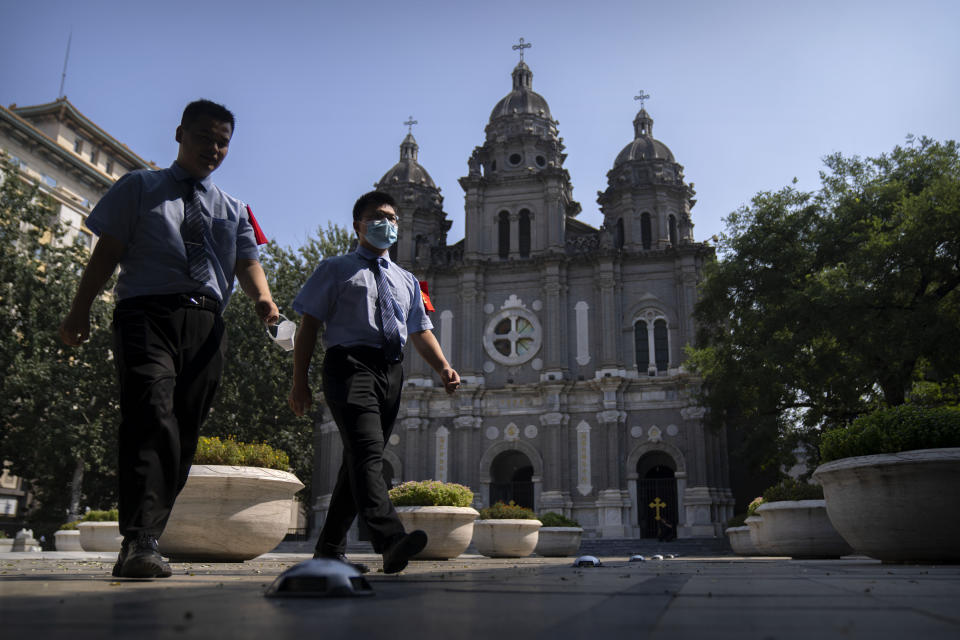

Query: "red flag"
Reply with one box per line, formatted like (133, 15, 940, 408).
(246, 204, 268, 245)
(419, 280, 435, 313)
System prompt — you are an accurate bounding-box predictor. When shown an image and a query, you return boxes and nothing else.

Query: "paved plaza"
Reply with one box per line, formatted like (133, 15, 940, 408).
(1, 551, 958, 639)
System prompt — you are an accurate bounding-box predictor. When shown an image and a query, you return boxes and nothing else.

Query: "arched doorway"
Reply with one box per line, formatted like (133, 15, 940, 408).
(489, 450, 534, 510)
(637, 452, 678, 539)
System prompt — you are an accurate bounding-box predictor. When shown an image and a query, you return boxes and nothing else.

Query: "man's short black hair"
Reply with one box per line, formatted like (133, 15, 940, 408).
(353, 191, 397, 221)
(181, 99, 235, 133)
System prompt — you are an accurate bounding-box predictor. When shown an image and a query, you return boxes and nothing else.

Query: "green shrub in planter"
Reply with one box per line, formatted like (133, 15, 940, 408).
(194, 436, 290, 470)
(81, 509, 119, 522)
(746, 497, 764, 517)
(726, 513, 748, 528)
(820, 405, 960, 463)
(538, 512, 580, 527)
(388, 480, 474, 507)
(762, 478, 824, 502)
(479, 501, 537, 520)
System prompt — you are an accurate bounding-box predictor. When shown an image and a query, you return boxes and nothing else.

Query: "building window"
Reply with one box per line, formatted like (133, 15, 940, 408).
(74, 138, 83, 154)
(654, 319, 669, 371)
(615, 217, 625, 249)
(508, 153, 522, 166)
(668, 214, 677, 246)
(90, 148, 98, 164)
(634, 321, 650, 374)
(498, 211, 510, 259)
(635, 313, 670, 374)
(105, 158, 113, 175)
(518, 209, 531, 257)
(42, 175, 57, 188)
(641, 212, 651, 250)
(482, 297, 542, 365)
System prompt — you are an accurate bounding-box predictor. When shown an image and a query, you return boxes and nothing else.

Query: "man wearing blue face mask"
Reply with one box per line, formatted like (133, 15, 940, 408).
(289, 190, 460, 574)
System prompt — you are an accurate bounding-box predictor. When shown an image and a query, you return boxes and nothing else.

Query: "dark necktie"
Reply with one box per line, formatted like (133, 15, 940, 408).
(181, 180, 210, 283)
(371, 257, 403, 362)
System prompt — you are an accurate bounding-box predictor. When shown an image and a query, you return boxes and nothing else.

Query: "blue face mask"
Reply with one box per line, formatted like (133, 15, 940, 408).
(364, 219, 398, 249)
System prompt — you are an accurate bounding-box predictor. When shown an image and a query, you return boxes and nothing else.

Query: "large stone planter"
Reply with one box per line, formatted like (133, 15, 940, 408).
(744, 515, 779, 555)
(472, 519, 541, 558)
(756, 500, 853, 559)
(813, 448, 960, 563)
(54, 529, 83, 552)
(395, 506, 480, 559)
(725, 526, 759, 556)
(534, 527, 583, 557)
(0, 539, 12, 552)
(78, 522, 122, 552)
(159, 465, 304, 562)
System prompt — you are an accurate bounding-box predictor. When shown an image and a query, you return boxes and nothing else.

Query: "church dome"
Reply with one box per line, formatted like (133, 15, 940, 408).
(613, 109, 675, 166)
(489, 61, 553, 122)
(378, 133, 436, 188)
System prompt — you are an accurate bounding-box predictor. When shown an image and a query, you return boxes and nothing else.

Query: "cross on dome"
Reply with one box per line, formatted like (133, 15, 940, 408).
(512, 37, 531, 62)
(404, 116, 418, 133)
(634, 90, 650, 109)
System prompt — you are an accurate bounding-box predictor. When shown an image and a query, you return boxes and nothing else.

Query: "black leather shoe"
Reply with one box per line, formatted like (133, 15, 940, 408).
(111, 538, 130, 578)
(382, 530, 428, 574)
(117, 532, 172, 578)
(313, 551, 370, 574)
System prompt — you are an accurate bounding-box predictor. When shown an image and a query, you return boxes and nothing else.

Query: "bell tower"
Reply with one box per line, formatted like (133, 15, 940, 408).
(597, 93, 695, 252)
(459, 43, 580, 261)
(375, 117, 450, 270)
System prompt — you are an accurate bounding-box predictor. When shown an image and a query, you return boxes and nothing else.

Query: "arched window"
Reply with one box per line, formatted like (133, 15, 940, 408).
(668, 214, 677, 247)
(615, 217, 625, 249)
(636, 314, 670, 375)
(640, 212, 652, 250)
(634, 320, 649, 374)
(518, 209, 531, 257)
(654, 319, 669, 371)
(498, 210, 510, 259)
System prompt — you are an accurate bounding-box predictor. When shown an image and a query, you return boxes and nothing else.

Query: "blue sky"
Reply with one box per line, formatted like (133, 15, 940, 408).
(2, 0, 957, 251)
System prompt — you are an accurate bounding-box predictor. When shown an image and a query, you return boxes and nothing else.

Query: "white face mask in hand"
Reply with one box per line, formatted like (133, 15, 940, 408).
(267, 314, 296, 351)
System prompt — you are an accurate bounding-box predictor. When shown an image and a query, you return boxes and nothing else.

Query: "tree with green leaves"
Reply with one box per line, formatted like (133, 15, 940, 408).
(0, 155, 119, 530)
(689, 137, 960, 476)
(205, 222, 352, 505)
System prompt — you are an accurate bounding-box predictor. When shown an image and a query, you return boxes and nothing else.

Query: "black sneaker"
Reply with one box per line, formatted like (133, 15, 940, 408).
(313, 551, 370, 574)
(382, 530, 428, 574)
(117, 532, 172, 579)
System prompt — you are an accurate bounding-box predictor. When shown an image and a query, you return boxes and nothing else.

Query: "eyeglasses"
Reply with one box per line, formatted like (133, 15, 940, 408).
(363, 211, 399, 224)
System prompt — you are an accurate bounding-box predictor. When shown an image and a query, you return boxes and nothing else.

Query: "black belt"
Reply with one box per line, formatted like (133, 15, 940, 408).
(118, 293, 220, 313)
(326, 344, 403, 364)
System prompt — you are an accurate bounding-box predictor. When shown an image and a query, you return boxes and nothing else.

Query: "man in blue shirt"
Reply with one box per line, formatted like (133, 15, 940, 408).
(59, 100, 279, 579)
(289, 190, 460, 574)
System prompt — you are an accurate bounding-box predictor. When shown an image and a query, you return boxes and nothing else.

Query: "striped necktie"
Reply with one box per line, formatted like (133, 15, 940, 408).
(181, 179, 210, 284)
(371, 257, 403, 362)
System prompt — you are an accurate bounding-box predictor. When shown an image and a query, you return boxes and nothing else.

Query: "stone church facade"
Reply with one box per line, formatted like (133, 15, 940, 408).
(313, 61, 734, 539)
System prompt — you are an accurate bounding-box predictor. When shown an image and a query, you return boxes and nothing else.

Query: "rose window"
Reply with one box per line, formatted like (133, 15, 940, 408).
(483, 305, 542, 365)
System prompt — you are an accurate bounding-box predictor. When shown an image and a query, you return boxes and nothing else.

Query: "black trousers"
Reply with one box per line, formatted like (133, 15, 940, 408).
(112, 294, 226, 538)
(316, 346, 406, 555)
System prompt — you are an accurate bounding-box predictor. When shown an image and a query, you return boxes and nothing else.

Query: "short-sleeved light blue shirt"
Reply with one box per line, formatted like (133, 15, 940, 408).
(85, 162, 259, 307)
(293, 246, 433, 351)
